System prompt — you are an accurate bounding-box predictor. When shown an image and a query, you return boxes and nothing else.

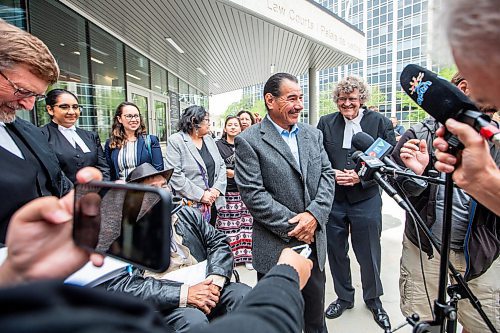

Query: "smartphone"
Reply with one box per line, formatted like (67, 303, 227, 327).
(73, 181, 172, 272)
(291, 244, 312, 258)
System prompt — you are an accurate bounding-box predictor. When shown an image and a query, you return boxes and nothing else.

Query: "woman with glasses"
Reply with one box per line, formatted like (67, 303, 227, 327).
(165, 105, 226, 224)
(215, 116, 254, 270)
(41, 89, 110, 183)
(104, 101, 164, 181)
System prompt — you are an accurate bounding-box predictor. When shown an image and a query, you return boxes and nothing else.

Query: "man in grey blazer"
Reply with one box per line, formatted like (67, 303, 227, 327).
(235, 72, 335, 333)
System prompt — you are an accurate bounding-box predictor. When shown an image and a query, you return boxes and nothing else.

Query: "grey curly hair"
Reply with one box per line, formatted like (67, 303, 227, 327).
(332, 76, 370, 105)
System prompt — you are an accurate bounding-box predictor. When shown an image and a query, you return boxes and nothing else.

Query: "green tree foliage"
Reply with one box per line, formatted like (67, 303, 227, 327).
(249, 99, 266, 119)
(319, 86, 335, 116)
(400, 65, 458, 124)
(366, 86, 387, 109)
(223, 96, 253, 119)
(223, 97, 265, 121)
(438, 65, 458, 81)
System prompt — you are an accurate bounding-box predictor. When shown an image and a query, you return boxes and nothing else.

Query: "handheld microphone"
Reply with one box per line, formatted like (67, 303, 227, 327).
(400, 64, 500, 147)
(352, 151, 410, 211)
(352, 132, 400, 169)
(352, 132, 430, 193)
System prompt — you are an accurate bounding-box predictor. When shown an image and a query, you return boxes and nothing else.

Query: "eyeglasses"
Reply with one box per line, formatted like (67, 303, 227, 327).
(123, 114, 140, 120)
(337, 97, 360, 103)
(0, 70, 47, 102)
(54, 104, 80, 111)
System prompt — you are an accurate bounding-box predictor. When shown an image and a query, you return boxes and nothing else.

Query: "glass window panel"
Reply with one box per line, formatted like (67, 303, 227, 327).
(179, 80, 189, 110)
(168, 72, 179, 93)
(151, 62, 168, 96)
(30, 0, 89, 125)
(154, 100, 168, 142)
(89, 23, 126, 140)
(0, 0, 26, 28)
(130, 93, 149, 131)
(1, 0, 27, 119)
(125, 46, 150, 89)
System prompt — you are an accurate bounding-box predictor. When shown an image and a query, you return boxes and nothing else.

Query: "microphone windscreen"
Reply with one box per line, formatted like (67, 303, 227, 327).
(400, 64, 478, 124)
(352, 132, 375, 152)
(351, 150, 365, 162)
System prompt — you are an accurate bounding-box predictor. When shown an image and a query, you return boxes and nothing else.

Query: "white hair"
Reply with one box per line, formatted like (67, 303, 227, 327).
(446, 0, 500, 63)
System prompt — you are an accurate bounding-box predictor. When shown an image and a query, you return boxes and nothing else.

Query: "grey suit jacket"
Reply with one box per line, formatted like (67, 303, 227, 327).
(165, 132, 226, 209)
(235, 117, 335, 273)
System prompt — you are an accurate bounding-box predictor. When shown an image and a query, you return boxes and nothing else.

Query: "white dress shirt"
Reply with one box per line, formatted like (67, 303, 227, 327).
(267, 115, 300, 167)
(342, 110, 364, 149)
(0, 122, 24, 158)
(58, 124, 91, 153)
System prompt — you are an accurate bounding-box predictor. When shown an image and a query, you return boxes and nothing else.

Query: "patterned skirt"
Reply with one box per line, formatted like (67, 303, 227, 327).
(215, 191, 253, 264)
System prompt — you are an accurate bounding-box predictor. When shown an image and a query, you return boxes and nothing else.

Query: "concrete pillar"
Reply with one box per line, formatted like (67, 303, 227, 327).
(308, 67, 319, 126)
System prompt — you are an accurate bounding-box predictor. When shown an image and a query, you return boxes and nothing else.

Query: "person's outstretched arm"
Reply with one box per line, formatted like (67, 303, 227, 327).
(0, 167, 104, 287)
(434, 119, 500, 215)
(197, 248, 312, 333)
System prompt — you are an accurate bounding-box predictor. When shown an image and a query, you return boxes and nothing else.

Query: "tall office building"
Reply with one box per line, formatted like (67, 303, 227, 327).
(243, 0, 441, 127)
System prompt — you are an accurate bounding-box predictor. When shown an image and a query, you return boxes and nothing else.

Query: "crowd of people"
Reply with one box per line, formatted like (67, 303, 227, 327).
(1, 0, 500, 332)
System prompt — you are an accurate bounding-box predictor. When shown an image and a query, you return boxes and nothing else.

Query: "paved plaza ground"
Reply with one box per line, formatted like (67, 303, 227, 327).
(235, 193, 464, 333)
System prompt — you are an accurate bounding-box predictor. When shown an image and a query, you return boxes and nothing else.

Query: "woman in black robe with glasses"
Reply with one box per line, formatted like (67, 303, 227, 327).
(41, 89, 110, 183)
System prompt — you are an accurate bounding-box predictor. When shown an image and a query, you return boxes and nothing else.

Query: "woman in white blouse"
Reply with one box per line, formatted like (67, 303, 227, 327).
(104, 102, 164, 181)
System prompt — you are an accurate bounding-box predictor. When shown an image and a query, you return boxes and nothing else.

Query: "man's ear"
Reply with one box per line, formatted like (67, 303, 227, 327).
(264, 93, 274, 111)
(457, 79, 470, 96)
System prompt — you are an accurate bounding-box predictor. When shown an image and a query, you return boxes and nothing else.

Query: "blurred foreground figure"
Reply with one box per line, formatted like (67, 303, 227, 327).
(0, 19, 72, 243)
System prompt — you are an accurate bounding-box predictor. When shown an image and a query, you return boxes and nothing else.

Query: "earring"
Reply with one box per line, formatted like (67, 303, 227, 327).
(195, 128, 199, 137)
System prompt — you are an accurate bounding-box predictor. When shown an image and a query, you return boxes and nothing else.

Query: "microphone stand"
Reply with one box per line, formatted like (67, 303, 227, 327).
(384, 172, 497, 333)
(379, 167, 446, 185)
(433, 172, 454, 333)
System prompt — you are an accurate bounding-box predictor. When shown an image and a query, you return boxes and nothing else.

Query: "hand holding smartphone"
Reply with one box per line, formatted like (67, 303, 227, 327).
(73, 181, 172, 272)
(291, 244, 312, 258)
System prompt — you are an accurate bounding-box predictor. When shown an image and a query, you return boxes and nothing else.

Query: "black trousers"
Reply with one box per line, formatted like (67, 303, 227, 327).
(162, 282, 251, 333)
(257, 249, 327, 333)
(326, 195, 384, 304)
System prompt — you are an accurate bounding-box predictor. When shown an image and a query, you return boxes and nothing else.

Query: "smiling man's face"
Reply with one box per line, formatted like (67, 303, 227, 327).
(265, 79, 303, 130)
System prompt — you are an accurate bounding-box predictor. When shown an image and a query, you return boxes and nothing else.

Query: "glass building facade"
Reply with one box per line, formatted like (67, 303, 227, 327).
(0, 0, 208, 146)
(243, 0, 440, 128)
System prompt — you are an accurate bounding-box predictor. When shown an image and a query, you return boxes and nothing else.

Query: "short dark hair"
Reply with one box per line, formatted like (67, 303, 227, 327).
(177, 105, 208, 133)
(263, 73, 298, 112)
(450, 72, 465, 86)
(45, 89, 78, 107)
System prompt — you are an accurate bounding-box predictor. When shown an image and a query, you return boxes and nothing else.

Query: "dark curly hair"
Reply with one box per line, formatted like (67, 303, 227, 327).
(109, 101, 147, 149)
(177, 105, 208, 133)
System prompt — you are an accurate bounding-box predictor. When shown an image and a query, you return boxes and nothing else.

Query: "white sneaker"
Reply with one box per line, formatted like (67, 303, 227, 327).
(245, 262, 254, 270)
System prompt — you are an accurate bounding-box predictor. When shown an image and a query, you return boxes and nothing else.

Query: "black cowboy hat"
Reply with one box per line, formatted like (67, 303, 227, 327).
(126, 163, 174, 183)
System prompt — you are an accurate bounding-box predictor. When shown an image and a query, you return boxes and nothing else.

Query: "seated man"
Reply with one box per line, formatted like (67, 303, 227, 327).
(100, 163, 251, 332)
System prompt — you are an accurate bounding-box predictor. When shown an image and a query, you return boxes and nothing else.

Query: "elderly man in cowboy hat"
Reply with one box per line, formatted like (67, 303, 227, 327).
(99, 163, 250, 333)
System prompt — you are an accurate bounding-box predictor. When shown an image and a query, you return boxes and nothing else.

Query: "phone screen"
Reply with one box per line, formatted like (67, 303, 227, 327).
(73, 181, 172, 272)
